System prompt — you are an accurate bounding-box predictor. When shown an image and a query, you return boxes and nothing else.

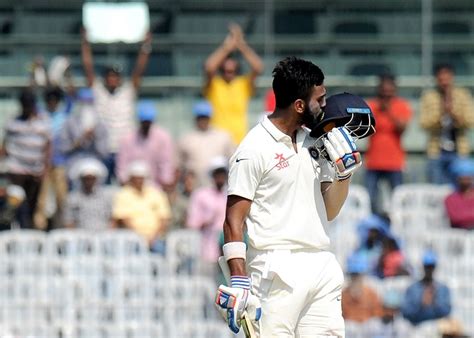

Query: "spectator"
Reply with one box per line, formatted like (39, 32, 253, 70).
(420, 63, 474, 184)
(2, 89, 51, 228)
(34, 86, 71, 229)
(353, 214, 390, 276)
(186, 157, 228, 277)
(116, 100, 175, 187)
(444, 159, 474, 230)
(64, 158, 113, 230)
(178, 101, 234, 186)
(204, 23, 263, 144)
(81, 29, 152, 182)
(0, 178, 25, 231)
(112, 161, 171, 253)
(342, 254, 383, 322)
(162, 169, 194, 232)
(401, 250, 451, 325)
(60, 88, 109, 177)
(376, 236, 410, 278)
(365, 74, 412, 214)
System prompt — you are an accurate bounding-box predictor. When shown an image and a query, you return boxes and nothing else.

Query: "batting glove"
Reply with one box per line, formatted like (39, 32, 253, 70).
(323, 127, 362, 180)
(215, 276, 262, 334)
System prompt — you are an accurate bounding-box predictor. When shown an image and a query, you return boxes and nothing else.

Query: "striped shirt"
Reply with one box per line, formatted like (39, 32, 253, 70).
(4, 115, 51, 176)
(92, 80, 136, 153)
(64, 187, 114, 231)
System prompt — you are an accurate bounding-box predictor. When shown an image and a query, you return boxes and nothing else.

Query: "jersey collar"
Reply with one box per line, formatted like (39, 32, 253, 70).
(261, 116, 291, 142)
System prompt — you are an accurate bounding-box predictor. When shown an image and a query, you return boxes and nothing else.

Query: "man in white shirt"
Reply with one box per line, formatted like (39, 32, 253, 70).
(216, 57, 371, 338)
(81, 28, 152, 183)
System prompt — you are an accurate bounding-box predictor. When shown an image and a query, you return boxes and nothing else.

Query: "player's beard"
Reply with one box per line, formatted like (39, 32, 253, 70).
(301, 102, 323, 131)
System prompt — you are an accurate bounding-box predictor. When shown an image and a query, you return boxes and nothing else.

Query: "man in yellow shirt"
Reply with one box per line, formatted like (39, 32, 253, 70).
(204, 23, 263, 144)
(112, 161, 171, 253)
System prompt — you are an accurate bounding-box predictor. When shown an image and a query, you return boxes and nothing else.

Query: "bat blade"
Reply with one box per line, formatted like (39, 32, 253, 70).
(241, 311, 256, 338)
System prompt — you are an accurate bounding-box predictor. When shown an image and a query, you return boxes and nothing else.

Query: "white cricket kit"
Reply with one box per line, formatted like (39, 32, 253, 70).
(227, 116, 345, 338)
(228, 116, 333, 251)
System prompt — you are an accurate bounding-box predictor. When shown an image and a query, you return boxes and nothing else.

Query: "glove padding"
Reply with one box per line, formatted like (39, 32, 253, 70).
(215, 284, 262, 334)
(323, 127, 362, 180)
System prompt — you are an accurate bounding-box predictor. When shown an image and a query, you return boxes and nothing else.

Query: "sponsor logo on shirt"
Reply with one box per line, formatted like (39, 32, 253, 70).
(275, 153, 289, 170)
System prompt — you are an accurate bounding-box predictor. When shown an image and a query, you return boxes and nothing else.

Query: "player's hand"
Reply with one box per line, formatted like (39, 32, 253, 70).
(215, 277, 262, 334)
(323, 127, 362, 180)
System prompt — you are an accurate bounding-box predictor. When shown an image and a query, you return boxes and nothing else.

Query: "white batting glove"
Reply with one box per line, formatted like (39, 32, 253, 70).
(323, 127, 362, 180)
(215, 276, 262, 334)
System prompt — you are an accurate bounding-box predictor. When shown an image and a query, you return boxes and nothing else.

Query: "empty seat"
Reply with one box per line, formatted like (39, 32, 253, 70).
(166, 229, 202, 275)
(274, 11, 315, 34)
(433, 21, 471, 35)
(333, 21, 379, 35)
(349, 62, 392, 76)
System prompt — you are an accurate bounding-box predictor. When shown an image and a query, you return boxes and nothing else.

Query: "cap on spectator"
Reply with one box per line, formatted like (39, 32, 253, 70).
(450, 159, 474, 178)
(127, 161, 150, 179)
(77, 88, 94, 102)
(137, 100, 157, 122)
(346, 253, 367, 275)
(208, 156, 228, 176)
(7, 185, 26, 202)
(193, 101, 213, 118)
(422, 250, 437, 266)
(69, 158, 107, 183)
(357, 214, 389, 235)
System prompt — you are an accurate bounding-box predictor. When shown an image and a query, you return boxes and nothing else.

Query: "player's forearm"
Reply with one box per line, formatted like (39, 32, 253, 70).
(224, 219, 247, 276)
(322, 178, 350, 221)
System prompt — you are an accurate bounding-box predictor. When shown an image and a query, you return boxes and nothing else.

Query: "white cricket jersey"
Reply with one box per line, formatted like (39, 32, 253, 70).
(228, 116, 334, 251)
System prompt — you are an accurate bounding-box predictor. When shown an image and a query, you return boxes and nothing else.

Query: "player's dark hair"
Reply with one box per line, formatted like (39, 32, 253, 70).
(272, 57, 325, 109)
(433, 62, 454, 75)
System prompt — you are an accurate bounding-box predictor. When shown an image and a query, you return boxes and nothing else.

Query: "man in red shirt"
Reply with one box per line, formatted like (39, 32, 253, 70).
(444, 159, 474, 230)
(365, 74, 412, 213)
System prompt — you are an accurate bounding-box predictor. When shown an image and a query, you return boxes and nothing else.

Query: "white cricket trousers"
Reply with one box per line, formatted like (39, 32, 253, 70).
(247, 248, 345, 338)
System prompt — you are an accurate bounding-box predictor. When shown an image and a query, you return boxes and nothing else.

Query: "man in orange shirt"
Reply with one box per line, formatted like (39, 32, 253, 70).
(342, 254, 383, 323)
(204, 23, 263, 144)
(365, 74, 412, 213)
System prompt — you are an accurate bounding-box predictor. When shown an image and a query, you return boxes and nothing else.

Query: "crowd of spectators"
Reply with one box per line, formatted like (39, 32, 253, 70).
(0, 22, 473, 337)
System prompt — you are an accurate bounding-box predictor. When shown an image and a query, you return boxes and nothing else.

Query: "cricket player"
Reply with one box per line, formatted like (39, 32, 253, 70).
(216, 57, 375, 337)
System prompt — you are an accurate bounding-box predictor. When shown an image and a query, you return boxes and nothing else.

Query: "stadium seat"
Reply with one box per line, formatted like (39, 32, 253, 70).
(178, 320, 232, 338)
(274, 10, 316, 34)
(433, 21, 471, 35)
(166, 276, 217, 323)
(349, 62, 392, 76)
(390, 183, 453, 234)
(333, 21, 379, 35)
(166, 229, 202, 275)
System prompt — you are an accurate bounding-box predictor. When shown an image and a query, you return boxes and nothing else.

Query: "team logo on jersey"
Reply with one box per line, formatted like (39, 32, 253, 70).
(275, 153, 289, 170)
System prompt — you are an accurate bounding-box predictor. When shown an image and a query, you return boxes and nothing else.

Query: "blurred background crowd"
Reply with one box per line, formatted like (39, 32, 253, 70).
(0, 0, 473, 337)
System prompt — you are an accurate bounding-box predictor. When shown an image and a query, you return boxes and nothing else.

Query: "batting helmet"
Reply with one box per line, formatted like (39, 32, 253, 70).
(309, 92, 376, 139)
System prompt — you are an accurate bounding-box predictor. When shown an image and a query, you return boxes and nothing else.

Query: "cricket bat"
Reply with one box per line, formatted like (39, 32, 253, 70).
(218, 256, 257, 338)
